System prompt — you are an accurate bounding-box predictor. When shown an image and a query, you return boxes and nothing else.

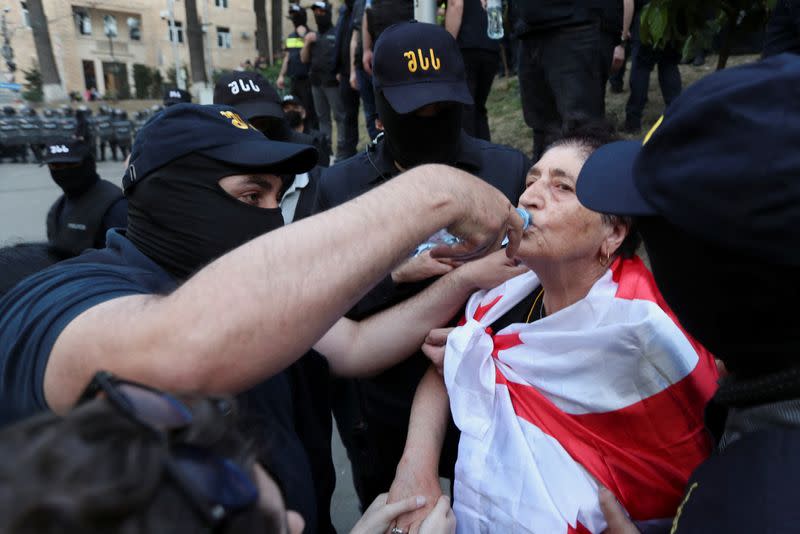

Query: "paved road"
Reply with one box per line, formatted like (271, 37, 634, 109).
(0, 160, 362, 532)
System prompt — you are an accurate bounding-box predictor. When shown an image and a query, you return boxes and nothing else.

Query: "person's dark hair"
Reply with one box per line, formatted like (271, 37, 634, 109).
(0, 396, 279, 534)
(546, 118, 642, 260)
(0, 243, 65, 298)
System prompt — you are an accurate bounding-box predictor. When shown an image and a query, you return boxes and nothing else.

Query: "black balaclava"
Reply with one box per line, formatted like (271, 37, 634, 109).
(126, 153, 285, 280)
(375, 91, 463, 169)
(49, 156, 100, 198)
(253, 116, 293, 142)
(638, 216, 800, 381)
(314, 10, 332, 33)
(290, 10, 307, 29)
(285, 110, 304, 130)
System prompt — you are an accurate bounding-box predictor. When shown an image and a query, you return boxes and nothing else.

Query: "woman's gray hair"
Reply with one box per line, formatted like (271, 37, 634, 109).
(546, 116, 642, 259)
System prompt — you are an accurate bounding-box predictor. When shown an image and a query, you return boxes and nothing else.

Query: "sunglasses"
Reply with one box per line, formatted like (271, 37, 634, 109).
(78, 371, 259, 527)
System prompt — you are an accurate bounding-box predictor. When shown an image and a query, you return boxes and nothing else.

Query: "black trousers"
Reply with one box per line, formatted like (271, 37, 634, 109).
(518, 23, 615, 160)
(461, 48, 500, 141)
(291, 77, 319, 131)
(338, 74, 361, 160)
(624, 39, 682, 129)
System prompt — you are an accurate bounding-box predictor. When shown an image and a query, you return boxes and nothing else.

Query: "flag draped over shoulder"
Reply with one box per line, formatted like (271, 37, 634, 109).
(444, 256, 718, 534)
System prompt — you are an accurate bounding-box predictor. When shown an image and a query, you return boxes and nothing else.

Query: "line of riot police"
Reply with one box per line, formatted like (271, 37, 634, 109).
(0, 104, 160, 164)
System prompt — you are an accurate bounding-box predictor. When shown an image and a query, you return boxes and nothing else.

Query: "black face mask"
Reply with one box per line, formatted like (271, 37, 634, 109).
(285, 110, 304, 130)
(375, 91, 463, 169)
(126, 153, 285, 280)
(49, 157, 99, 198)
(639, 216, 800, 379)
(315, 12, 332, 33)
(252, 116, 292, 142)
(290, 13, 306, 28)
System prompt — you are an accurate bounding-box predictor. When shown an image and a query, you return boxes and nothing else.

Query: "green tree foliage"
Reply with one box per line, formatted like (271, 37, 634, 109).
(133, 63, 154, 99)
(22, 66, 43, 102)
(640, 0, 777, 69)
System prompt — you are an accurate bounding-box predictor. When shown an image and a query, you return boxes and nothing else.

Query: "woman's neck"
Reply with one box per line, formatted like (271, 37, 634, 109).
(533, 259, 609, 317)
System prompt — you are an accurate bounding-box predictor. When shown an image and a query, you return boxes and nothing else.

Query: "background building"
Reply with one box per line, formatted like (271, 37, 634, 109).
(1, 0, 313, 101)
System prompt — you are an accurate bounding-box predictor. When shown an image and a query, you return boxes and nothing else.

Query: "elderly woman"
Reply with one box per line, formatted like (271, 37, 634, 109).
(386, 123, 719, 534)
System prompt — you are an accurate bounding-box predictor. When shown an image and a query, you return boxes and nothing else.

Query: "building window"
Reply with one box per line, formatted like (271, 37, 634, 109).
(167, 20, 183, 43)
(103, 15, 118, 38)
(127, 17, 141, 40)
(217, 26, 231, 48)
(74, 8, 92, 35)
(215, 0, 229, 7)
(20, 2, 30, 27)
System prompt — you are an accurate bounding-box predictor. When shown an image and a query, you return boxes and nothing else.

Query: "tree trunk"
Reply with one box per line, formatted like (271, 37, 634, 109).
(26, 0, 66, 102)
(255, 0, 269, 59)
(271, 0, 283, 64)
(184, 0, 208, 84)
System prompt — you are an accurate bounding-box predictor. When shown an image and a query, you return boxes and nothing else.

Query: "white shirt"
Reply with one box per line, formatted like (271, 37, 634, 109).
(280, 172, 310, 224)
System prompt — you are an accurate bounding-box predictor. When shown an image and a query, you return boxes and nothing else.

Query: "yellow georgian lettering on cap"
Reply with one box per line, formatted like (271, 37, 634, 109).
(404, 49, 441, 72)
(219, 110, 254, 131)
(404, 51, 418, 72)
(417, 48, 430, 70)
(430, 48, 441, 70)
(643, 115, 664, 144)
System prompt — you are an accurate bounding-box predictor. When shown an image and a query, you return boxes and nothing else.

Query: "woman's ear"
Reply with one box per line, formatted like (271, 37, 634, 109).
(602, 217, 629, 260)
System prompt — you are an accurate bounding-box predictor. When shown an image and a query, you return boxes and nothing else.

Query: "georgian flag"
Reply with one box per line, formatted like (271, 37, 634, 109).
(444, 256, 718, 534)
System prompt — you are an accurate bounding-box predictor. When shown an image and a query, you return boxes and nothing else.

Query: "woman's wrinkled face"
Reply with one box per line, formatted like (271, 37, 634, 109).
(516, 144, 611, 269)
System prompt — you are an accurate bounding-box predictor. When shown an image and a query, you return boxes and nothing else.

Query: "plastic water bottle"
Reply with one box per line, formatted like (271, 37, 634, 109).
(486, 0, 504, 40)
(413, 207, 531, 257)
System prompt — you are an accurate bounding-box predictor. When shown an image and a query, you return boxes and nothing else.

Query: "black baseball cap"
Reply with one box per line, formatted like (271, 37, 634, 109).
(214, 71, 283, 121)
(42, 138, 91, 164)
(288, 3, 303, 13)
(281, 94, 302, 107)
(311, 1, 329, 11)
(122, 103, 318, 193)
(577, 53, 800, 266)
(163, 87, 192, 106)
(372, 21, 473, 114)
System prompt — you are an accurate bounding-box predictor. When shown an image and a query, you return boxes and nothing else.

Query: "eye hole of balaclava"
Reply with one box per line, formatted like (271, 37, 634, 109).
(125, 153, 285, 280)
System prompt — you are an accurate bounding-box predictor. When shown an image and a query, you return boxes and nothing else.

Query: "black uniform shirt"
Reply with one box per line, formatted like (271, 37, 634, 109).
(315, 132, 530, 417)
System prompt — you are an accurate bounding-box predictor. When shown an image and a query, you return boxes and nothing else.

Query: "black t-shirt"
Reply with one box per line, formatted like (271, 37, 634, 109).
(514, 0, 621, 36)
(367, 0, 414, 44)
(456, 0, 500, 52)
(0, 230, 322, 532)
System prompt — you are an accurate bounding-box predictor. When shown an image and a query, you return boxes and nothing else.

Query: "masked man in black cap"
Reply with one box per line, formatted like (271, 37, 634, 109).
(43, 138, 127, 258)
(214, 71, 329, 223)
(301, 1, 347, 162)
(0, 103, 525, 530)
(163, 87, 192, 107)
(316, 21, 530, 511)
(576, 53, 800, 533)
(278, 3, 319, 132)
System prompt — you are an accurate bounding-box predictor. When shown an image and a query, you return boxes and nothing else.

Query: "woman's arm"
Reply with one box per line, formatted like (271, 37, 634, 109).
(387, 366, 452, 532)
(316, 250, 525, 377)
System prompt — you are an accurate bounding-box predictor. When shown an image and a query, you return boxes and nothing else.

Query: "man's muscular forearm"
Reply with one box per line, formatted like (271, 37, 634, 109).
(45, 165, 518, 412)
